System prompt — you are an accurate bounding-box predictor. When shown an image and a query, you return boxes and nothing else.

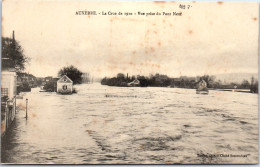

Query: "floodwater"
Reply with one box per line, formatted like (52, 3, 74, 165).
(1, 83, 258, 164)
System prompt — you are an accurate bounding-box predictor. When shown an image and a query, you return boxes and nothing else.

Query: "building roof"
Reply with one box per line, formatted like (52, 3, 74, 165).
(57, 75, 73, 83)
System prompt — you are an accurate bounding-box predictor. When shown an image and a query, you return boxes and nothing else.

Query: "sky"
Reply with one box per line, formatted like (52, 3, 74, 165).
(2, 1, 259, 78)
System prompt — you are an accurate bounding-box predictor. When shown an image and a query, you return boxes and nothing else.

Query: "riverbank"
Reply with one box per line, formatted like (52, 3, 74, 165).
(213, 89, 251, 93)
(101, 74, 258, 94)
(102, 85, 255, 94)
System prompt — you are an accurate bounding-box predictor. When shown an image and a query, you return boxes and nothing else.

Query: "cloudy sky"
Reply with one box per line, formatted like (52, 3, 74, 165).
(2, 1, 259, 78)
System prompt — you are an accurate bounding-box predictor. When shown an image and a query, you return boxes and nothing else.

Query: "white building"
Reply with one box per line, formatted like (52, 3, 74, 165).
(1, 70, 17, 137)
(57, 75, 73, 94)
(1, 71, 17, 99)
(127, 79, 140, 86)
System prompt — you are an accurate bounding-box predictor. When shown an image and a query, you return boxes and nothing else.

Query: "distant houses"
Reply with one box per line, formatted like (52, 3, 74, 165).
(36, 76, 58, 86)
(56, 75, 73, 94)
(127, 79, 140, 86)
(17, 72, 37, 92)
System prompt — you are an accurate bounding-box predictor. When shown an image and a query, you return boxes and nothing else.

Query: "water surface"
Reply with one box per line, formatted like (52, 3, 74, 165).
(1, 83, 258, 164)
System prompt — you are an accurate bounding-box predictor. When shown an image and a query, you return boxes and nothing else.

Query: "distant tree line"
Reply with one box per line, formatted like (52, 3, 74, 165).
(101, 73, 171, 87)
(101, 73, 258, 93)
(249, 77, 258, 93)
(101, 73, 214, 88)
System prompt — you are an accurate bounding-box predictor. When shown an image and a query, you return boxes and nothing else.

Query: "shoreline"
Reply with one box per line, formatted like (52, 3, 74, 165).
(101, 84, 254, 93)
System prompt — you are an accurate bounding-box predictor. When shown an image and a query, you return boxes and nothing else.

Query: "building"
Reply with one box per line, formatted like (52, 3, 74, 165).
(57, 75, 73, 94)
(45, 76, 53, 82)
(196, 80, 207, 90)
(1, 70, 17, 137)
(1, 71, 17, 99)
(196, 80, 209, 94)
(17, 72, 37, 90)
(127, 79, 140, 86)
(1, 31, 18, 136)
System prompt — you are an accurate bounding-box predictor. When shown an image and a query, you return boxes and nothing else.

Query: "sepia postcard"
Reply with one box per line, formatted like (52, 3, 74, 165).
(1, 0, 259, 165)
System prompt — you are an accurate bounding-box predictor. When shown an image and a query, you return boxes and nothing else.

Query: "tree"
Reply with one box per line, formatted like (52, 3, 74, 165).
(212, 80, 222, 88)
(58, 65, 83, 84)
(101, 77, 107, 85)
(241, 79, 250, 89)
(43, 80, 57, 92)
(2, 36, 29, 71)
(250, 76, 258, 93)
(117, 73, 125, 79)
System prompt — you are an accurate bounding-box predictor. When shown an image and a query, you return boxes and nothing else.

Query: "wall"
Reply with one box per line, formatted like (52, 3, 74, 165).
(1, 71, 17, 137)
(1, 98, 16, 137)
(1, 71, 17, 99)
(57, 83, 73, 94)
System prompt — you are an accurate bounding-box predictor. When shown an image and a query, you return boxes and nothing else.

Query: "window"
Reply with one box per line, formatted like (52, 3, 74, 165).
(64, 78, 67, 82)
(1, 88, 8, 97)
(63, 85, 67, 90)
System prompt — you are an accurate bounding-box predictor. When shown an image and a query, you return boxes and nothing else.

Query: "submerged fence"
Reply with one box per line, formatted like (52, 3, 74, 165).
(1, 96, 16, 137)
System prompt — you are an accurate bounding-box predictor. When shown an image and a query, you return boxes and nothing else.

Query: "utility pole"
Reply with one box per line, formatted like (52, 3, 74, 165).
(25, 98, 28, 119)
